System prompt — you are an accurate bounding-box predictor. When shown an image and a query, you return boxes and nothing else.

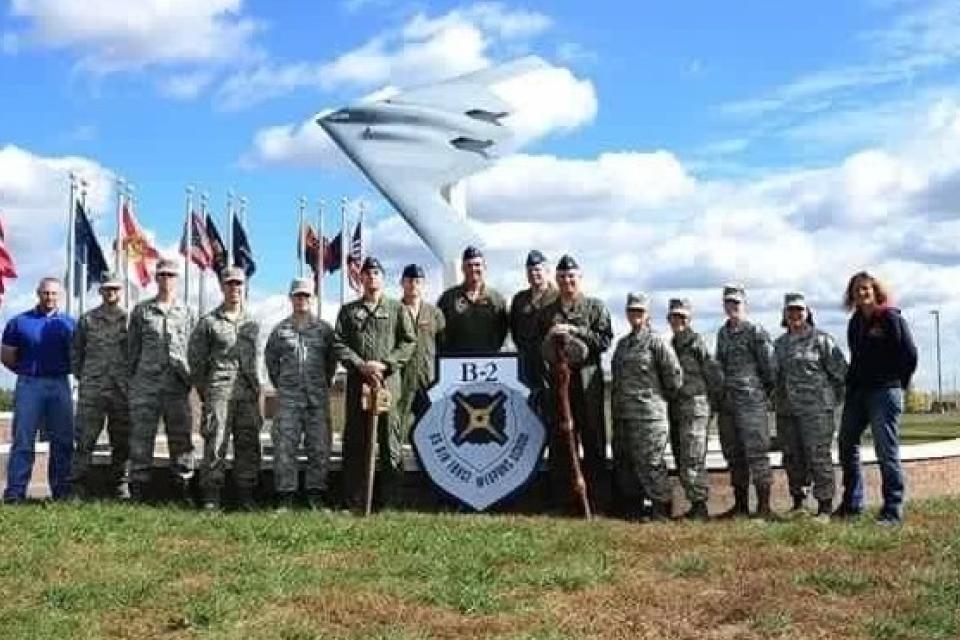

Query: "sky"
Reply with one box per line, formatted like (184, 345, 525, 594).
(1, 0, 960, 392)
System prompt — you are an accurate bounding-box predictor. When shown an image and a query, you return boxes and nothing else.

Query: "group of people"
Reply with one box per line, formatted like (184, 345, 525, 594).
(0, 246, 918, 524)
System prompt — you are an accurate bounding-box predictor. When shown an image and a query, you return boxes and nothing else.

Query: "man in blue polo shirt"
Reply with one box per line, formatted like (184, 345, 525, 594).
(1, 277, 76, 503)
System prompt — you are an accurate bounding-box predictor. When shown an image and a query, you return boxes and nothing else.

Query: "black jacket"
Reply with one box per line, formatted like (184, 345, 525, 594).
(846, 307, 917, 390)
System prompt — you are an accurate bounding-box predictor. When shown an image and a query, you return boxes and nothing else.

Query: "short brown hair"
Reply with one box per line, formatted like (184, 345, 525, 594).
(843, 271, 889, 311)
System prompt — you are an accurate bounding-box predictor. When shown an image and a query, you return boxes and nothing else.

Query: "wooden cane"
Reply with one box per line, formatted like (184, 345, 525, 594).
(554, 333, 592, 519)
(363, 378, 382, 517)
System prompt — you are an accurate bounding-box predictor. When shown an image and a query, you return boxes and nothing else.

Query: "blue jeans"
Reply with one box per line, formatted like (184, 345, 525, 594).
(838, 386, 905, 518)
(3, 375, 74, 500)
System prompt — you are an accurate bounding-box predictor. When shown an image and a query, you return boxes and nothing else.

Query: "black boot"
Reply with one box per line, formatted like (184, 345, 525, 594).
(790, 494, 805, 512)
(651, 501, 673, 522)
(816, 499, 832, 520)
(201, 488, 221, 512)
(275, 491, 296, 512)
(306, 490, 330, 512)
(684, 501, 709, 521)
(128, 481, 147, 504)
(755, 486, 775, 520)
(236, 487, 257, 511)
(717, 487, 749, 519)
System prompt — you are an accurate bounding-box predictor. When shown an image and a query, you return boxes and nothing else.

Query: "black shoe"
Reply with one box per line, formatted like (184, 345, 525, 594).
(650, 501, 673, 522)
(115, 482, 131, 501)
(306, 491, 330, 512)
(2, 494, 25, 505)
(128, 482, 147, 503)
(201, 500, 221, 512)
(831, 503, 864, 520)
(717, 487, 749, 519)
(755, 486, 776, 520)
(790, 494, 806, 512)
(684, 501, 709, 521)
(236, 488, 257, 512)
(275, 492, 296, 512)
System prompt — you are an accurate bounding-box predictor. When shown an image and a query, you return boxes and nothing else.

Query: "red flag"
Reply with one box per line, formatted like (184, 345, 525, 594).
(0, 214, 18, 295)
(122, 203, 160, 287)
(180, 211, 212, 270)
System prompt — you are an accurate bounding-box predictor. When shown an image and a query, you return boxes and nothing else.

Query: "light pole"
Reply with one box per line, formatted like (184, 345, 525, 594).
(930, 309, 942, 410)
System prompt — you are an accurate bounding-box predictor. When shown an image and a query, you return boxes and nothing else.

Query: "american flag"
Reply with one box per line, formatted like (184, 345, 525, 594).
(346, 221, 362, 292)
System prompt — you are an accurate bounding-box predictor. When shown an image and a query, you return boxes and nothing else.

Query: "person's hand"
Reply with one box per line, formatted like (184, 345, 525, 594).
(360, 361, 385, 384)
(550, 323, 574, 337)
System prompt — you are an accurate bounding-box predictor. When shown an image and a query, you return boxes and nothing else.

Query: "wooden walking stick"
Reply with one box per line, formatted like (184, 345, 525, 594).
(361, 377, 387, 516)
(554, 333, 592, 519)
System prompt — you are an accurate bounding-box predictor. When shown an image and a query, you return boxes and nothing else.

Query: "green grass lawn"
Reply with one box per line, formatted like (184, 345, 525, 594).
(898, 412, 960, 444)
(0, 499, 958, 639)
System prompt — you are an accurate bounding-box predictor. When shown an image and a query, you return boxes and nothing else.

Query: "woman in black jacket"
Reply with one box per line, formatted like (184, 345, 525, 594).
(835, 271, 917, 525)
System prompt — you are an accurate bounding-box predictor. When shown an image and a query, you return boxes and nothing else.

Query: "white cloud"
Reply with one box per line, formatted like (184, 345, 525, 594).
(217, 2, 551, 109)
(239, 116, 346, 170)
(158, 71, 217, 100)
(8, 0, 260, 74)
(0, 145, 114, 314)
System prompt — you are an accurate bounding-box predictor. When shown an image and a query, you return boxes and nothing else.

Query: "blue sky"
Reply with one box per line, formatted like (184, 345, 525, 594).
(2, 0, 960, 391)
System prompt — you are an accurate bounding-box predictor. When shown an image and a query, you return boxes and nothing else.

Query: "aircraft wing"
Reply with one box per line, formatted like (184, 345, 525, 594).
(318, 57, 547, 264)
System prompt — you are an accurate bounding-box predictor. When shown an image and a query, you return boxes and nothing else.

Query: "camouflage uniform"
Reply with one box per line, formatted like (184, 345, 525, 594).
(398, 300, 445, 439)
(127, 297, 194, 487)
(509, 283, 558, 399)
(670, 326, 723, 506)
(774, 324, 847, 504)
(265, 314, 337, 495)
(71, 303, 130, 492)
(189, 305, 262, 500)
(539, 294, 613, 511)
(716, 319, 776, 496)
(437, 284, 508, 354)
(334, 295, 416, 508)
(611, 323, 683, 508)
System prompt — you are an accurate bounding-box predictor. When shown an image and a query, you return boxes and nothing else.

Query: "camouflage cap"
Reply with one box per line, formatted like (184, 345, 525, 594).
(784, 292, 807, 309)
(722, 283, 745, 303)
(667, 297, 692, 317)
(221, 266, 246, 284)
(155, 258, 180, 276)
(99, 271, 122, 289)
(625, 291, 649, 311)
(289, 277, 314, 296)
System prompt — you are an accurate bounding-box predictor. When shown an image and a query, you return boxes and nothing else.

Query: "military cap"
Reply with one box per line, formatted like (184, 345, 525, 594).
(525, 250, 547, 268)
(667, 297, 692, 318)
(556, 254, 579, 272)
(722, 283, 745, 303)
(289, 277, 314, 296)
(155, 258, 180, 276)
(625, 292, 649, 311)
(462, 246, 484, 261)
(220, 266, 246, 284)
(99, 271, 122, 289)
(361, 256, 383, 273)
(401, 263, 425, 279)
(783, 292, 807, 309)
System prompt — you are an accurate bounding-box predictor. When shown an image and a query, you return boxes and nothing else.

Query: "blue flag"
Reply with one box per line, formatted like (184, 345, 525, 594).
(74, 202, 108, 296)
(232, 216, 256, 278)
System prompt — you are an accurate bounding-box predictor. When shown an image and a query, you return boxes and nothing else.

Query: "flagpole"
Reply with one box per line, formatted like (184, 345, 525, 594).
(125, 184, 135, 306)
(340, 197, 348, 308)
(79, 180, 89, 316)
(240, 195, 249, 300)
(200, 191, 209, 316)
(226, 190, 234, 269)
(184, 185, 194, 321)
(358, 200, 366, 258)
(66, 173, 77, 316)
(317, 198, 324, 319)
(115, 177, 125, 274)
(297, 196, 306, 278)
